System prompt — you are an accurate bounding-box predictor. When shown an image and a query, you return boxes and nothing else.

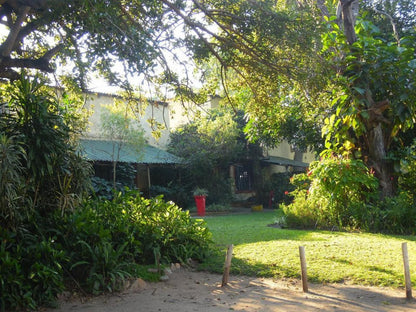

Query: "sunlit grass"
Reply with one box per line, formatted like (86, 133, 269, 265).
(200, 211, 416, 288)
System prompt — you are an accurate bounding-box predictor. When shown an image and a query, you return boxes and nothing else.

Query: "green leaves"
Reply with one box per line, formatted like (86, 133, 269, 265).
(0, 77, 92, 224)
(282, 155, 379, 230)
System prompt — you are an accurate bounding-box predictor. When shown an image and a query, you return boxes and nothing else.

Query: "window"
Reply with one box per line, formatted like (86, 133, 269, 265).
(235, 164, 253, 191)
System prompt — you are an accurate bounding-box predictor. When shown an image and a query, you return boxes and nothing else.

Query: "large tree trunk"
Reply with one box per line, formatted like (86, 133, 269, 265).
(338, 0, 396, 198)
(365, 124, 395, 198)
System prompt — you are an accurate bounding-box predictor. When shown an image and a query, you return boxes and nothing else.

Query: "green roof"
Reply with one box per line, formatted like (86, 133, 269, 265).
(261, 156, 309, 168)
(80, 139, 182, 165)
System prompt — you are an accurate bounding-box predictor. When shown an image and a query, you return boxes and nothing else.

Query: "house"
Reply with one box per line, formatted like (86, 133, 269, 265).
(81, 91, 315, 203)
(80, 92, 183, 196)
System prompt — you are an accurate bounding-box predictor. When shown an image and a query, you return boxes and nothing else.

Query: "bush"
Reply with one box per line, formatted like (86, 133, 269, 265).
(150, 182, 190, 208)
(0, 190, 213, 309)
(54, 190, 212, 293)
(0, 227, 65, 310)
(377, 192, 416, 234)
(282, 156, 379, 230)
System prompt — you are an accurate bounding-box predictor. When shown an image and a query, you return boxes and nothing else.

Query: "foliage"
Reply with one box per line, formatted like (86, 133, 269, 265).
(0, 190, 213, 309)
(150, 182, 190, 208)
(202, 212, 416, 288)
(374, 191, 416, 235)
(0, 226, 66, 311)
(399, 141, 416, 198)
(0, 134, 26, 229)
(55, 190, 212, 292)
(0, 77, 92, 228)
(168, 108, 260, 204)
(260, 172, 295, 207)
(193, 187, 208, 196)
(188, 203, 232, 213)
(100, 104, 145, 188)
(206, 203, 232, 213)
(282, 155, 379, 230)
(320, 12, 416, 197)
(281, 152, 416, 234)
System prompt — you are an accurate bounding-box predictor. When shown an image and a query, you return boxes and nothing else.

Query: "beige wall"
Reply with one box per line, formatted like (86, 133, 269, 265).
(83, 93, 171, 148)
(265, 141, 316, 174)
(168, 95, 220, 130)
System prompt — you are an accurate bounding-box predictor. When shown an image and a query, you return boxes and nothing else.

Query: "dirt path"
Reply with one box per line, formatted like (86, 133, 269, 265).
(50, 268, 416, 312)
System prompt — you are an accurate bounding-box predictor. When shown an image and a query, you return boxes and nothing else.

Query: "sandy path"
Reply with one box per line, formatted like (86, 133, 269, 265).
(50, 268, 416, 312)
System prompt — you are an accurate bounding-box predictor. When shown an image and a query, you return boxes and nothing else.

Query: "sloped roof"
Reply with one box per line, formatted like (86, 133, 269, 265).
(261, 156, 309, 168)
(80, 139, 182, 165)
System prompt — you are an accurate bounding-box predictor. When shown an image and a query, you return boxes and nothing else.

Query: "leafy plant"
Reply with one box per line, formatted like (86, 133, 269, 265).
(70, 241, 133, 294)
(0, 227, 65, 311)
(282, 155, 379, 230)
(0, 134, 26, 229)
(193, 187, 208, 196)
(0, 77, 91, 221)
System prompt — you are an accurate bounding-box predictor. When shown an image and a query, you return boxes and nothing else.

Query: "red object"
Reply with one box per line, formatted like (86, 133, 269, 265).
(194, 195, 206, 216)
(269, 191, 275, 208)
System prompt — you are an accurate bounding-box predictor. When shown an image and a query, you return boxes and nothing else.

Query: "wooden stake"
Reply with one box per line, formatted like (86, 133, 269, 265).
(221, 244, 234, 287)
(402, 242, 413, 300)
(299, 246, 308, 293)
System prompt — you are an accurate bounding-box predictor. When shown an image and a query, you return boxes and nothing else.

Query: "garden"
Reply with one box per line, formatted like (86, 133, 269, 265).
(1, 0, 416, 311)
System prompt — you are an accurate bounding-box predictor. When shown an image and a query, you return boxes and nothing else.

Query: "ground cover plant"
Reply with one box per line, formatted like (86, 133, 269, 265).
(201, 212, 416, 288)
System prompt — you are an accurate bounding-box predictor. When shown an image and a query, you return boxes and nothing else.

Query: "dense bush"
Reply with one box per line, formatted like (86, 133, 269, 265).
(281, 156, 379, 230)
(0, 225, 66, 310)
(57, 190, 211, 293)
(0, 190, 212, 309)
(281, 155, 416, 234)
(0, 77, 92, 228)
(150, 182, 190, 208)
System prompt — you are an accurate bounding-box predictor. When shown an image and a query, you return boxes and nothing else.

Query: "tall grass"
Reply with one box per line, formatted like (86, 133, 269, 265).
(201, 212, 416, 287)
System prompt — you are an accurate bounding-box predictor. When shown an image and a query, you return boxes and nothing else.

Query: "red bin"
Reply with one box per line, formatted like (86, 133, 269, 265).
(194, 195, 206, 216)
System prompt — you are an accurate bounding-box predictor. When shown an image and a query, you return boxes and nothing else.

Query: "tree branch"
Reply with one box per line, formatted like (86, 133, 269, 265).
(0, 56, 53, 72)
(373, 8, 400, 43)
(0, 5, 30, 57)
(340, 0, 358, 44)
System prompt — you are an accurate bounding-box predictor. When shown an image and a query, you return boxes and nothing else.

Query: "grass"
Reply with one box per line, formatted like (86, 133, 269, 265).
(199, 211, 416, 288)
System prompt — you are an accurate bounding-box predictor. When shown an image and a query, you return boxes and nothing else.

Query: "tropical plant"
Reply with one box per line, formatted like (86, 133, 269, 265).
(0, 76, 92, 225)
(193, 187, 208, 196)
(0, 134, 26, 229)
(282, 155, 379, 230)
(321, 15, 416, 198)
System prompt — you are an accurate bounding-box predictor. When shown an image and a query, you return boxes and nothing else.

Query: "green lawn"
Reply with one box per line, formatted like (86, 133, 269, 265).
(199, 211, 416, 288)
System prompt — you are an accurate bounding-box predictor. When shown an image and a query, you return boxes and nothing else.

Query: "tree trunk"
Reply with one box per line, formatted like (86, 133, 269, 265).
(365, 124, 395, 198)
(338, 0, 396, 199)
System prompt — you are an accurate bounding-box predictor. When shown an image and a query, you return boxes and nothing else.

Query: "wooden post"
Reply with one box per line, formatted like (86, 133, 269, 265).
(221, 244, 234, 287)
(299, 246, 308, 293)
(402, 242, 413, 300)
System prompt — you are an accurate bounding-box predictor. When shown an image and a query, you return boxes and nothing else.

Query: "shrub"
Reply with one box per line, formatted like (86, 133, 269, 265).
(108, 191, 212, 263)
(377, 192, 416, 235)
(0, 227, 65, 310)
(0, 189, 213, 309)
(282, 156, 379, 230)
(53, 190, 212, 293)
(150, 182, 190, 208)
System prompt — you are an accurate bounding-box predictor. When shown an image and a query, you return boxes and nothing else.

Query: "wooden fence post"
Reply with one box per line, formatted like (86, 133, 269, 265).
(402, 242, 413, 300)
(222, 244, 234, 287)
(299, 246, 308, 293)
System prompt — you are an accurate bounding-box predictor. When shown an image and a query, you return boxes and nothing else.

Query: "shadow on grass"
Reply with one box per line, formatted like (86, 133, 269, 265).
(199, 249, 300, 279)
(205, 212, 333, 245)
